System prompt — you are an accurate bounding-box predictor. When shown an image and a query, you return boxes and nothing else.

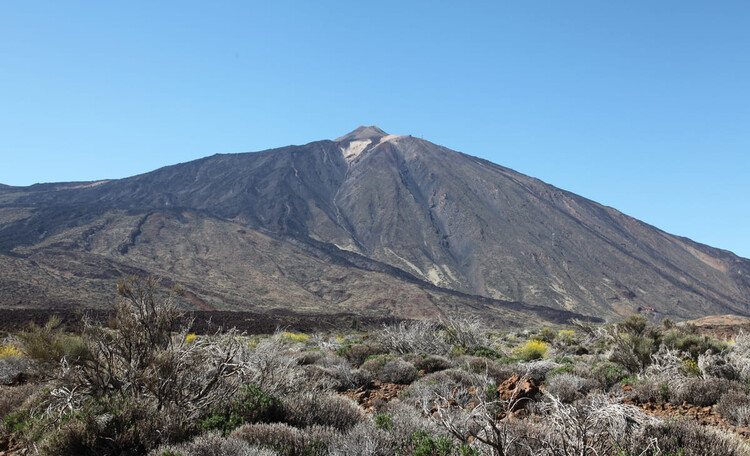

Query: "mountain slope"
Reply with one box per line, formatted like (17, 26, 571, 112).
(1, 126, 748, 321)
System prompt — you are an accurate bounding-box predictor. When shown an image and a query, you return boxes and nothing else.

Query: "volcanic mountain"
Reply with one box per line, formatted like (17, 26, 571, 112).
(1, 126, 748, 324)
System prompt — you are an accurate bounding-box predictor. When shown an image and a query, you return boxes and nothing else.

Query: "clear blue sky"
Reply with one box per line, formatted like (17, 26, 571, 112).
(1, 1, 748, 258)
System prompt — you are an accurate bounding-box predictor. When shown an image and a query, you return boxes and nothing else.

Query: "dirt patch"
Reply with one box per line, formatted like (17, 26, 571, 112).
(344, 381, 407, 412)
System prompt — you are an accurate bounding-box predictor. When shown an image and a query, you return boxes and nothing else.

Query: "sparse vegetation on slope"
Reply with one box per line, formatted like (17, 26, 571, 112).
(2, 278, 750, 455)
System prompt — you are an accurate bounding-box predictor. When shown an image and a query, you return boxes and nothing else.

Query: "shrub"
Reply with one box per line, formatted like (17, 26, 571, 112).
(442, 316, 487, 350)
(515, 339, 547, 361)
(545, 373, 589, 403)
(698, 351, 738, 380)
(632, 377, 671, 403)
(618, 314, 649, 335)
(556, 329, 576, 346)
(460, 356, 517, 384)
(408, 430, 469, 456)
(715, 390, 750, 426)
(150, 430, 278, 456)
(283, 392, 365, 432)
(377, 320, 451, 356)
(0, 355, 37, 385)
(37, 395, 188, 456)
(0, 384, 38, 422)
(669, 377, 734, 407)
(517, 359, 560, 382)
(587, 361, 627, 390)
(18, 316, 89, 366)
(609, 334, 656, 372)
(326, 421, 393, 456)
(411, 355, 452, 374)
(198, 385, 284, 434)
(466, 345, 502, 360)
(533, 393, 659, 456)
(337, 343, 383, 366)
(663, 331, 727, 359)
(232, 423, 334, 456)
(301, 363, 371, 392)
(634, 419, 749, 456)
(376, 358, 418, 384)
(244, 334, 302, 396)
(538, 327, 557, 343)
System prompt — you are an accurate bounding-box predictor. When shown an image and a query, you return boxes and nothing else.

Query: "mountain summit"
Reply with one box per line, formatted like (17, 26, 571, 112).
(335, 125, 389, 142)
(0, 127, 748, 323)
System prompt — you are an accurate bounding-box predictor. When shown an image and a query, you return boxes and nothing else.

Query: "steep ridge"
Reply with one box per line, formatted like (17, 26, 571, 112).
(1, 126, 748, 321)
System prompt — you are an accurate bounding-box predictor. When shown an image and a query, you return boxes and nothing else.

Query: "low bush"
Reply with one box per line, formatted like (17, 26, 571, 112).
(232, 423, 334, 456)
(37, 395, 188, 456)
(337, 343, 383, 366)
(545, 372, 589, 403)
(517, 359, 560, 382)
(150, 430, 278, 456)
(716, 389, 750, 426)
(411, 354, 452, 374)
(699, 351, 738, 380)
(631, 377, 671, 403)
(377, 321, 451, 356)
(198, 385, 283, 435)
(663, 331, 727, 359)
(18, 316, 89, 367)
(587, 361, 627, 390)
(669, 377, 734, 407)
(460, 356, 517, 384)
(515, 339, 548, 361)
(0, 384, 38, 422)
(376, 358, 419, 384)
(634, 419, 749, 456)
(301, 363, 371, 392)
(326, 420, 393, 456)
(283, 392, 365, 432)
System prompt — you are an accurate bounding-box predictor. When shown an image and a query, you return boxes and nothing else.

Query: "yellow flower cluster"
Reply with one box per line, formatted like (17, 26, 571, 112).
(515, 339, 548, 360)
(0, 344, 22, 360)
(281, 332, 309, 343)
(681, 358, 701, 376)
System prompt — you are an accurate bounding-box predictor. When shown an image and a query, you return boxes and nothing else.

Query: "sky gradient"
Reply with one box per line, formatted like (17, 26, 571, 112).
(1, 1, 749, 258)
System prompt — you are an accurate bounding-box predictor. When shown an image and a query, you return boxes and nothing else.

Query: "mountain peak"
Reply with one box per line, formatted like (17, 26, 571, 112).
(335, 125, 388, 142)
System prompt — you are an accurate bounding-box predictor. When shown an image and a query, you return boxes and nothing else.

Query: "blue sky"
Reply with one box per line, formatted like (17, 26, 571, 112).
(1, 1, 748, 258)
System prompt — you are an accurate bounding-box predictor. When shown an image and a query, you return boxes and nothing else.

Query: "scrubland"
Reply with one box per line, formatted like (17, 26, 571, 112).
(1, 278, 749, 456)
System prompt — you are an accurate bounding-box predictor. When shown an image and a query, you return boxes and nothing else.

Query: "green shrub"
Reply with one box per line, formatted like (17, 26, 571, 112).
(589, 362, 627, 389)
(337, 343, 383, 365)
(467, 345, 502, 360)
(663, 331, 726, 359)
(546, 365, 574, 379)
(19, 316, 89, 366)
(409, 431, 454, 456)
(198, 385, 283, 434)
(375, 413, 393, 430)
(618, 314, 648, 335)
(538, 327, 557, 343)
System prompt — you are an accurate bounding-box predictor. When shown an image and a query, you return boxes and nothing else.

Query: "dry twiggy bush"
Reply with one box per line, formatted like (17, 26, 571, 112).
(716, 389, 750, 427)
(150, 430, 279, 456)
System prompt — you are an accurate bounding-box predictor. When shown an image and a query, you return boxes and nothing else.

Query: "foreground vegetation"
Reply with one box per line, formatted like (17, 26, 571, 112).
(1, 278, 749, 455)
